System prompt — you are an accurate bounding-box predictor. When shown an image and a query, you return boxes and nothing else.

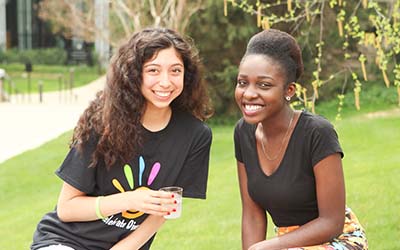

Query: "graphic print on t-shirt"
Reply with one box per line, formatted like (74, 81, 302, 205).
(111, 156, 161, 219)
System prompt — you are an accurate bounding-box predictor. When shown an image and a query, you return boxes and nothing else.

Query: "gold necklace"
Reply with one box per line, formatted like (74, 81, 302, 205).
(260, 112, 294, 161)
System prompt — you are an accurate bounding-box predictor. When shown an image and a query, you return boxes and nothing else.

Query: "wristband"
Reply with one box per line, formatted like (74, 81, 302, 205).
(95, 196, 106, 220)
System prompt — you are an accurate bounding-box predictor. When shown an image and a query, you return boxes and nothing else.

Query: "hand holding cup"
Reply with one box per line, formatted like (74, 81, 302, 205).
(159, 186, 183, 219)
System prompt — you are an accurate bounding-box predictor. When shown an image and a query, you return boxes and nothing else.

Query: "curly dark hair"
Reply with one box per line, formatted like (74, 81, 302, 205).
(244, 29, 304, 84)
(71, 27, 212, 169)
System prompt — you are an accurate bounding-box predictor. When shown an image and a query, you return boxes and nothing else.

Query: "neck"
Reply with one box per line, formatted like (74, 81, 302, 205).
(258, 109, 296, 161)
(261, 108, 294, 136)
(141, 105, 172, 132)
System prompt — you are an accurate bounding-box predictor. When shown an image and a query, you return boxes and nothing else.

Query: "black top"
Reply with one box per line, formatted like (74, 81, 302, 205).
(31, 110, 212, 250)
(234, 111, 343, 227)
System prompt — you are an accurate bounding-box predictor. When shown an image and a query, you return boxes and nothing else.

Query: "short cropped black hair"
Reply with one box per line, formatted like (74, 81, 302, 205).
(244, 29, 304, 84)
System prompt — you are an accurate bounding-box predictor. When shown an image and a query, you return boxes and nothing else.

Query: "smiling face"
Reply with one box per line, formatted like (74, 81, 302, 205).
(235, 54, 293, 124)
(141, 47, 184, 113)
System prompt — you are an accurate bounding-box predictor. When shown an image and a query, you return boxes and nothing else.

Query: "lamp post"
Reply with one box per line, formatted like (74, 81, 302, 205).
(25, 61, 32, 101)
(0, 68, 6, 102)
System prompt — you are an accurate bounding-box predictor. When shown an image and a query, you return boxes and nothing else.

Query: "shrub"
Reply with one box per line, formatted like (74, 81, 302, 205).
(0, 48, 67, 65)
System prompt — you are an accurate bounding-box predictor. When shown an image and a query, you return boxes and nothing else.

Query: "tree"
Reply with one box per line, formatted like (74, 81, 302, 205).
(187, 0, 258, 121)
(38, 0, 205, 47)
(224, 0, 400, 118)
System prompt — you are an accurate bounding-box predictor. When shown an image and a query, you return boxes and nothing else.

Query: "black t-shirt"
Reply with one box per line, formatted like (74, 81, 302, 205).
(234, 111, 343, 227)
(31, 110, 212, 250)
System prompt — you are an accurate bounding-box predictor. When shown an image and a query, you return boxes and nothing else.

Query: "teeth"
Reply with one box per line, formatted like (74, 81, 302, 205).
(154, 91, 170, 97)
(244, 104, 262, 111)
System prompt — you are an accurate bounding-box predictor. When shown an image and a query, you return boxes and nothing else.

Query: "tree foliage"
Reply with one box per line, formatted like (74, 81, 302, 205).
(38, 0, 205, 47)
(188, 0, 258, 121)
(224, 0, 400, 119)
(36, 0, 400, 120)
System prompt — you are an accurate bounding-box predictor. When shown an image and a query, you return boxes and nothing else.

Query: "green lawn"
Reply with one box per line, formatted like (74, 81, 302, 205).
(0, 111, 399, 249)
(0, 63, 101, 94)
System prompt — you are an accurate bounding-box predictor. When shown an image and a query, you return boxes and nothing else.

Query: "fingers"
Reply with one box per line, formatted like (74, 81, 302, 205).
(126, 189, 178, 215)
(147, 190, 177, 205)
(151, 190, 176, 199)
(142, 203, 177, 217)
(146, 195, 178, 214)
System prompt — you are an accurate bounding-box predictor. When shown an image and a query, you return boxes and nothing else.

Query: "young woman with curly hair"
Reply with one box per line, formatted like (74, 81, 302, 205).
(234, 29, 367, 250)
(31, 27, 213, 250)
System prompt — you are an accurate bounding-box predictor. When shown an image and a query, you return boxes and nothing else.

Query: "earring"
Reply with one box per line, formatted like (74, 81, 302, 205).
(285, 96, 291, 101)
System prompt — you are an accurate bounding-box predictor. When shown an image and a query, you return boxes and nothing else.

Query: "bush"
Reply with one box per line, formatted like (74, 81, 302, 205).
(0, 48, 67, 65)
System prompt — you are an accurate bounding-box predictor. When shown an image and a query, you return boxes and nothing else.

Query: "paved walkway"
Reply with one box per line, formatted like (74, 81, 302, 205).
(0, 75, 106, 163)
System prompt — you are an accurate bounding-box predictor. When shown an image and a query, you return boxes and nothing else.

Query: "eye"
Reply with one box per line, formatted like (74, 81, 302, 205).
(144, 67, 160, 74)
(236, 79, 247, 86)
(171, 67, 183, 74)
(258, 82, 272, 89)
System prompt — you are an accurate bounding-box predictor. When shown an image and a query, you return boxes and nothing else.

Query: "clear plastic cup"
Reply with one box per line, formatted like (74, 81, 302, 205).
(159, 186, 183, 219)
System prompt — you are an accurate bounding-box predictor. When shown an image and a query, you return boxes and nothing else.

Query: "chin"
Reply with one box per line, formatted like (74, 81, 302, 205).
(156, 102, 173, 109)
(242, 115, 260, 124)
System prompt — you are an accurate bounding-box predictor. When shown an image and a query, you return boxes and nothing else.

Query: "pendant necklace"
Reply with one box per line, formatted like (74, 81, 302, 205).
(260, 112, 294, 161)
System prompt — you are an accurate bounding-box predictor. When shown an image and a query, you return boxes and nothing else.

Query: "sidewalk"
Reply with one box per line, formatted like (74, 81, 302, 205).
(0, 75, 106, 164)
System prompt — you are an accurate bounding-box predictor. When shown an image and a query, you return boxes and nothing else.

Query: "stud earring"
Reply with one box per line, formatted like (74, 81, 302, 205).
(285, 96, 291, 101)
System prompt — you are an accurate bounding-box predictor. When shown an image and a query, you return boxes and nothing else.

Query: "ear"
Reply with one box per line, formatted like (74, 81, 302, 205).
(285, 82, 296, 99)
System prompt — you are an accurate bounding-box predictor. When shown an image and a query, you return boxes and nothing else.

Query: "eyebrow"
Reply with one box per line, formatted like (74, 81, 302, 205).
(143, 63, 184, 68)
(238, 74, 274, 80)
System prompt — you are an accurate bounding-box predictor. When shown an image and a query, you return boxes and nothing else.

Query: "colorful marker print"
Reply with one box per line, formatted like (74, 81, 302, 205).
(111, 156, 162, 219)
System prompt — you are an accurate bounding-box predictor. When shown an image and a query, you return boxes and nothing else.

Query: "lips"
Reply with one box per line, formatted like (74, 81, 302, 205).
(154, 90, 171, 97)
(153, 90, 173, 100)
(241, 103, 264, 116)
(244, 104, 263, 111)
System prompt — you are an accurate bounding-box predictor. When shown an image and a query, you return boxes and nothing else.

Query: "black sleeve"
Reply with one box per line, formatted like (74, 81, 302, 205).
(310, 118, 344, 168)
(175, 124, 212, 199)
(55, 138, 98, 194)
(234, 121, 243, 163)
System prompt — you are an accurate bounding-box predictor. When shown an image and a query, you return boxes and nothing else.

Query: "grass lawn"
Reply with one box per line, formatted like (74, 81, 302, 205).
(0, 63, 101, 94)
(0, 110, 399, 249)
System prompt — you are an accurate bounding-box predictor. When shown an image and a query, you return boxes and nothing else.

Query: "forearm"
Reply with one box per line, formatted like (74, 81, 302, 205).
(249, 216, 343, 250)
(57, 182, 175, 222)
(237, 162, 267, 250)
(110, 215, 166, 250)
(57, 192, 130, 222)
(242, 210, 267, 250)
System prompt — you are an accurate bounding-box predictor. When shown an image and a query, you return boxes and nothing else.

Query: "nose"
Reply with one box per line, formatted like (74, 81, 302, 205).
(242, 84, 258, 99)
(158, 71, 171, 88)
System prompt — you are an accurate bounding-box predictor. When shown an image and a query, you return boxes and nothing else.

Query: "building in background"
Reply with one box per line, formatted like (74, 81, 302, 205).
(1, 0, 58, 50)
(0, 0, 110, 66)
